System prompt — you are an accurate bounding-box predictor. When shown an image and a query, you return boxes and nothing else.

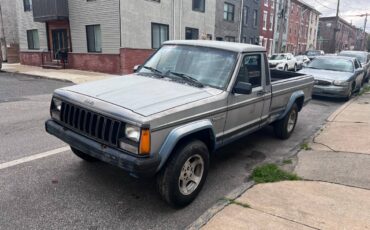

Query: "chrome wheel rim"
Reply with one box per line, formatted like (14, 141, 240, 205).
(287, 109, 297, 133)
(178, 154, 204, 196)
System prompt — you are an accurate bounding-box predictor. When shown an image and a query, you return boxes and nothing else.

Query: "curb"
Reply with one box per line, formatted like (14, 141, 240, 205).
(186, 182, 254, 230)
(326, 97, 356, 122)
(2, 70, 75, 84)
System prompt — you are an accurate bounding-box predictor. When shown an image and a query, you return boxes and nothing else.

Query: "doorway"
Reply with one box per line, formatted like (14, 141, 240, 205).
(52, 29, 68, 60)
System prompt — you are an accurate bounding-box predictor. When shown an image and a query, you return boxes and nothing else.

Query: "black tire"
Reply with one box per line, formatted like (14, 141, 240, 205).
(156, 139, 209, 208)
(284, 65, 288, 71)
(71, 147, 99, 162)
(274, 103, 299, 140)
(294, 64, 297, 72)
(345, 82, 355, 101)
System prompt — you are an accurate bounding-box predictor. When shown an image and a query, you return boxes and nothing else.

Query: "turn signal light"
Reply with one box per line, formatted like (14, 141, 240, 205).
(139, 129, 151, 155)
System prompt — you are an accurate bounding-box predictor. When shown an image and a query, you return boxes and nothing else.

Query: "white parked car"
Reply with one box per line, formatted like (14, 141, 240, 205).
(269, 53, 298, 72)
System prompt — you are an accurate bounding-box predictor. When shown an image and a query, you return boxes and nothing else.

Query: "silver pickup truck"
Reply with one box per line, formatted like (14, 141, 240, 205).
(46, 40, 314, 207)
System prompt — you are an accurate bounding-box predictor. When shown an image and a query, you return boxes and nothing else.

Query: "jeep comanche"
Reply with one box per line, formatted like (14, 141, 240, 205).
(45, 40, 314, 207)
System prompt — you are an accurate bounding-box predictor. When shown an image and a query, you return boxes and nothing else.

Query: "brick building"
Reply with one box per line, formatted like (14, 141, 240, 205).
(317, 17, 357, 53)
(16, 0, 216, 74)
(286, 0, 314, 54)
(259, 0, 275, 55)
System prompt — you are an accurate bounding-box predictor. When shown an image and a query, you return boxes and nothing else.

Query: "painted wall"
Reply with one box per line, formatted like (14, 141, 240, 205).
(68, 0, 120, 54)
(214, 0, 241, 41)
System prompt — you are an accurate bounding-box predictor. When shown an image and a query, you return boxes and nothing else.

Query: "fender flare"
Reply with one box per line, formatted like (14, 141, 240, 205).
(156, 120, 216, 171)
(278, 90, 304, 120)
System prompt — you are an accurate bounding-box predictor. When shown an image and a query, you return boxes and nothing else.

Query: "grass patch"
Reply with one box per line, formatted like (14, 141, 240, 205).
(300, 143, 312, 151)
(359, 85, 370, 96)
(282, 159, 292, 164)
(223, 198, 250, 208)
(251, 163, 301, 184)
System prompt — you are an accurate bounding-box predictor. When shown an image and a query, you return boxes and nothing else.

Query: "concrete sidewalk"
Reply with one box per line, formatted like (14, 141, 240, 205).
(2, 63, 118, 84)
(191, 91, 370, 229)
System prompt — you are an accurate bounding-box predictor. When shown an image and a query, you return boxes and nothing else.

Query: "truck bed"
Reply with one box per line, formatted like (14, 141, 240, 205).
(268, 69, 314, 123)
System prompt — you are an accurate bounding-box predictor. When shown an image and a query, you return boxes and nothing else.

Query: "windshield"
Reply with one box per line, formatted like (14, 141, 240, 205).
(138, 45, 237, 89)
(270, 54, 286, 60)
(307, 58, 354, 73)
(339, 52, 366, 63)
(305, 51, 321, 56)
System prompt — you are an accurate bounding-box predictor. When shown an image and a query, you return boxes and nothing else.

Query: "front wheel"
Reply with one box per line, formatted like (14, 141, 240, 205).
(284, 65, 288, 71)
(294, 64, 297, 72)
(156, 140, 209, 207)
(274, 103, 299, 139)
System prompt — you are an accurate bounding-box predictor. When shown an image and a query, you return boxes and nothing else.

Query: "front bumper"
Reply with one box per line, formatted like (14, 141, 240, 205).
(312, 85, 350, 98)
(45, 120, 160, 178)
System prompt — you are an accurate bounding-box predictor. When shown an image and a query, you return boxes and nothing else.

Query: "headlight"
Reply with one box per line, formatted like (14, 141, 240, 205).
(53, 98, 62, 111)
(51, 97, 62, 119)
(333, 80, 349, 86)
(125, 124, 140, 142)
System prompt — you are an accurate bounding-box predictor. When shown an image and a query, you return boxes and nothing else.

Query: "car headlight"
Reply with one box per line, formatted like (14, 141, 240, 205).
(125, 124, 141, 142)
(333, 80, 349, 86)
(53, 98, 62, 111)
(50, 97, 62, 119)
(119, 124, 151, 155)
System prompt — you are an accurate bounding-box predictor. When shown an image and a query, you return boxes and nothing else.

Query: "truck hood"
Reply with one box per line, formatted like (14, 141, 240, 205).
(61, 74, 221, 117)
(298, 68, 353, 81)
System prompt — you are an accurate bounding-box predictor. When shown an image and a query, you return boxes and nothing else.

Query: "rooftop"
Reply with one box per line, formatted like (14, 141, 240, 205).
(163, 40, 266, 53)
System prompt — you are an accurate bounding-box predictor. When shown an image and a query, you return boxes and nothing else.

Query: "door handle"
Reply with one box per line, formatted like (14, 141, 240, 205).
(257, 90, 266, 96)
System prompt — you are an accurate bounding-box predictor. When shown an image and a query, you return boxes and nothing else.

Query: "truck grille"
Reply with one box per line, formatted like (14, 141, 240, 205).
(59, 101, 122, 147)
(315, 80, 331, 86)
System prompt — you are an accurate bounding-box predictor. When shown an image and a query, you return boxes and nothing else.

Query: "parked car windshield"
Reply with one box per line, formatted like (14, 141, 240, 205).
(305, 51, 321, 56)
(138, 45, 237, 89)
(307, 58, 354, 73)
(339, 52, 366, 63)
(270, 54, 286, 60)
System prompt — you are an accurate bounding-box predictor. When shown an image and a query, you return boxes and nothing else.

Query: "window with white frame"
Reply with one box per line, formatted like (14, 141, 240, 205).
(264, 0, 268, 6)
(269, 12, 273, 30)
(263, 11, 267, 30)
(253, 10, 258, 27)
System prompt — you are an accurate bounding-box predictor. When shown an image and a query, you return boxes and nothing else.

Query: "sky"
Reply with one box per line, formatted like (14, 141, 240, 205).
(303, 0, 370, 32)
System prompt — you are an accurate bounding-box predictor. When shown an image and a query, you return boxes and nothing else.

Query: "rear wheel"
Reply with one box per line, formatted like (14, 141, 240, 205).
(156, 140, 209, 208)
(71, 147, 99, 162)
(294, 64, 297, 72)
(284, 65, 288, 71)
(274, 103, 299, 139)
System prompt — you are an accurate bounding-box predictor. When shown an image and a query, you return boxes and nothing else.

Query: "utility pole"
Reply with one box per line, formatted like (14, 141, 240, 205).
(277, 0, 288, 53)
(0, 3, 7, 61)
(332, 0, 340, 53)
(362, 13, 368, 50)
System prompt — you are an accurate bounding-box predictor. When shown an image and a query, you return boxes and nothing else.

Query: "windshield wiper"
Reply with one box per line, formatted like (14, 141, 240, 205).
(166, 71, 204, 88)
(142, 66, 164, 77)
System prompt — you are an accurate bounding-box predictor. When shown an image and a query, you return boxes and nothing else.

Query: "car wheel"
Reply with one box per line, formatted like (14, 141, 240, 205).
(156, 139, 209, 208)
(345, 83, 355, 101)
(294, 64, 297, 72)
(274, 103, 298, 140)
(284, 65, 288, 71)
(71, 147, 99, 162)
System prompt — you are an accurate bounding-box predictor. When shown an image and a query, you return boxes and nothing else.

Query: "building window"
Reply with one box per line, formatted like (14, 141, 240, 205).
(264, 0, 268, 6)
(192, 0, 205, 12)
(270, 12, 274, 31)
(242, 37, 247, 43)
(253, 10, 258, 27)
(152, 23, 169, 49)
(185, 27, 199, 40)
(224, 3, 234, 22)
(86, 25, 102, 52)
(225, 36, 236, 42)
(27, 29, 39, 50)
(243, 6, 249, 25)
(23, 0, 32, 11)
(263, 11, 267, 30)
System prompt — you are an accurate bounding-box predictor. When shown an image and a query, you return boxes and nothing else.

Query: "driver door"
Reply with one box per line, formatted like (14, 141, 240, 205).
(223, 53, 265, 142)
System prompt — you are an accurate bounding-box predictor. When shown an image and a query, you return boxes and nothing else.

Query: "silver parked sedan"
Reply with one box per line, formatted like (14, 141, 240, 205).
(338, 50, 370, 83)
(298, 56, 365, 100)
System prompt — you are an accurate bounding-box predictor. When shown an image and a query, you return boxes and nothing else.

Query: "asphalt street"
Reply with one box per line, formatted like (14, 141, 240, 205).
(0, 71, 342, 229)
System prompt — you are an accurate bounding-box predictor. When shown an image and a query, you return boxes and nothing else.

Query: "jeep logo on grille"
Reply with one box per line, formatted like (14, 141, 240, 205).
(84, 99, 94, 106)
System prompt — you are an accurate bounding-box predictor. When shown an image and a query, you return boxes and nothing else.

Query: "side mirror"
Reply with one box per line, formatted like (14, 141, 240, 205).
(233, 82, 252, 95)
(133, 65, 141, 72)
